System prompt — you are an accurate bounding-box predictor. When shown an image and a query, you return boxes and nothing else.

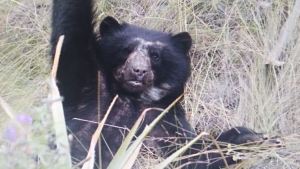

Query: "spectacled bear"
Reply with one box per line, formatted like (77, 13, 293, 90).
(51, 0, 265, 168)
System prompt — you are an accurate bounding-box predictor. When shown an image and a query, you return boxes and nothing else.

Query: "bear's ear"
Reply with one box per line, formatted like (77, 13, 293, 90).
(172, 32, 192, 55)
(100, 16, 122, 37)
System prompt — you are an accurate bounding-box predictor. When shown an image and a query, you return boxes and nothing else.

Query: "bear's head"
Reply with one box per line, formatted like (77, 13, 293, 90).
(97, 16, 192, 102)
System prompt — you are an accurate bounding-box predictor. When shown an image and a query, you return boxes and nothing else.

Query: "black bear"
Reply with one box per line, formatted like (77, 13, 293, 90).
(51, 0, 264, 168)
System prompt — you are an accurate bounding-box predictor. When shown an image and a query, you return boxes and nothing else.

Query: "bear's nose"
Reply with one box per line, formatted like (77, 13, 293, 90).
(132, 68, 148, 80)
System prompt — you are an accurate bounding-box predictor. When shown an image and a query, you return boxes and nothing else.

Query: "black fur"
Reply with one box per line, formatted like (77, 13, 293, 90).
(51, 0, 263, 168)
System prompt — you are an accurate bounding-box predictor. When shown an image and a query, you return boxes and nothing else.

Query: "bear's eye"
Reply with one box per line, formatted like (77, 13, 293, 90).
(151, 52, 160, 63)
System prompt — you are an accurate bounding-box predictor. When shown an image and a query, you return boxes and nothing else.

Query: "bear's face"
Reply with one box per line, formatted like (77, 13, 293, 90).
(98, 17, 192, 102)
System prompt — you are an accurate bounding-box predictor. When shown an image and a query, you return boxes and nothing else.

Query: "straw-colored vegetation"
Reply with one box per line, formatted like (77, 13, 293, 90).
(1, 0, 300, 168)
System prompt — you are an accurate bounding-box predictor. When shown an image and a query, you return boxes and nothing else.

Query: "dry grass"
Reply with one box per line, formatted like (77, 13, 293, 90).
(1, 0, 300, 168)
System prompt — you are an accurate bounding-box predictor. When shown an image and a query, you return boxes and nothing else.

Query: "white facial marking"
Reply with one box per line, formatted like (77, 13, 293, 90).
(141, 83, 171, 102)
(161, 83, 171, 90)
(147, 87, 164, 101)
(133, 38, 165, 47)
